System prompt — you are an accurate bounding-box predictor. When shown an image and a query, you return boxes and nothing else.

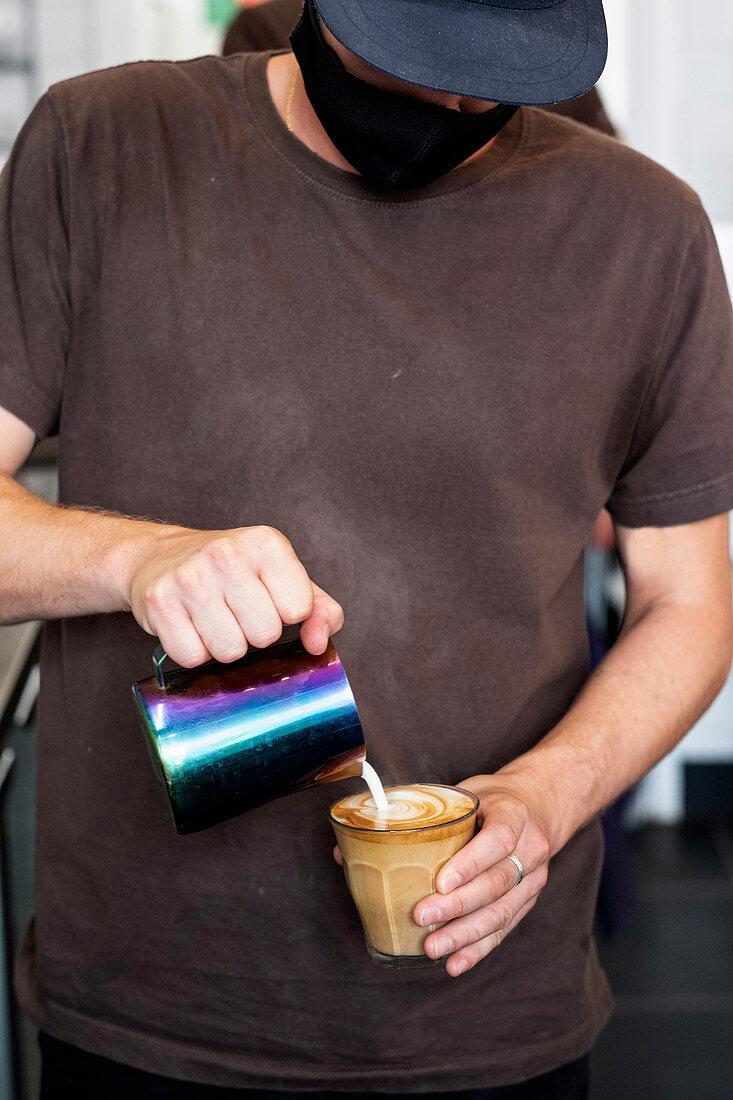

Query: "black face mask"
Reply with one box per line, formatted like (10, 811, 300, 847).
(290, 0, 518, 192)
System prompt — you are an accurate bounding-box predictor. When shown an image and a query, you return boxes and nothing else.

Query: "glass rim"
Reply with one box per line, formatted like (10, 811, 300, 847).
(328, 783, 479, 835)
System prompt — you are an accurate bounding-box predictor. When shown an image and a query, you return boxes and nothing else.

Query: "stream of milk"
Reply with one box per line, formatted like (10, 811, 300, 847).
(361, 759, 390, 813)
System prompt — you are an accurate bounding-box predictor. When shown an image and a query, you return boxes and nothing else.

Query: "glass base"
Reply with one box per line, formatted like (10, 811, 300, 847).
(367, 944, 444, 970)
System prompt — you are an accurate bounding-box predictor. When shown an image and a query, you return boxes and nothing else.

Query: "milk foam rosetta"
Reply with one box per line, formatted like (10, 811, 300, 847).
(331, 784, 476, 831)
(330, 782, 479, 963)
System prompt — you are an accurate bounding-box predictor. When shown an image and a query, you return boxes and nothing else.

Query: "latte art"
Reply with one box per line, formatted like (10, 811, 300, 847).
(331, 783, 476, 831)
(330, 782, 479, 965)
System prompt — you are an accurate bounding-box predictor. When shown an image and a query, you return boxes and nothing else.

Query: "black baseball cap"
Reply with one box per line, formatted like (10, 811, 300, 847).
(313, 0, 608, 105)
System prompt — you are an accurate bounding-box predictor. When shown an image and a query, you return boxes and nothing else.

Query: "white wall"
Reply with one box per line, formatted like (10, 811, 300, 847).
(33, 0, 221, 91)
(601, 0, 733, 280)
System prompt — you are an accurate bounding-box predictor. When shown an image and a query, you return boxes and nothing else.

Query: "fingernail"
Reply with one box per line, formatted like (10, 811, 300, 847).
(438, 872, 461, 894)
(432, 935, 453, 957)
(321, 625, 330, 649)
(451, 958, 468, 977)
(418, 906, 442, 926)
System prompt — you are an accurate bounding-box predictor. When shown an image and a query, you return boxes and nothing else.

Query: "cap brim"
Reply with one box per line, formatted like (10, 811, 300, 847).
(314, 0, 607, 105)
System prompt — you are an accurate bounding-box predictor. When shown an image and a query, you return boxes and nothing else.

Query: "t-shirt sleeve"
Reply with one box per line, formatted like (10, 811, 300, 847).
(0, 93, 70, 440)
(607, 208, 733, 527)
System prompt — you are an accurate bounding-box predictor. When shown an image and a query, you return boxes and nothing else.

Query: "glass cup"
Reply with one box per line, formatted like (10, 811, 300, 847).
(330, 783, 479, 969)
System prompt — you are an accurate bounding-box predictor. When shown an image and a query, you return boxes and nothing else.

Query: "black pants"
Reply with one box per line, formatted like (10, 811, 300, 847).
(39, 1033, 589, 1100)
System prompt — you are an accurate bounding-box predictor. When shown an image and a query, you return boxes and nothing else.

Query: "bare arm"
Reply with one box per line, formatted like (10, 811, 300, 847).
(412, 513, 733, 976)
(495, 513, 733, 851)
(0, 405, 343, 660)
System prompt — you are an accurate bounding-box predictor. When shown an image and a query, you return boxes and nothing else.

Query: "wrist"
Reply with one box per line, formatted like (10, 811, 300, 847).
(101, 519, 187, 612)
(492, 758, 577, 858)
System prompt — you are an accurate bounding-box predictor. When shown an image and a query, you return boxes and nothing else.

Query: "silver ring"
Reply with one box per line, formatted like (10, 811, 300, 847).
(507, 853, 524, 886)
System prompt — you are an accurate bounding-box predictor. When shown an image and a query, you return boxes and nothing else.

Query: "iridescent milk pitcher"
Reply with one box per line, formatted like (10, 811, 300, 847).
(132, 636, 365, 834)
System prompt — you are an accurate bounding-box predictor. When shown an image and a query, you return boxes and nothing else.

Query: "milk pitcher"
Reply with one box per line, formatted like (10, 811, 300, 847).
(132, 636, 365, 834)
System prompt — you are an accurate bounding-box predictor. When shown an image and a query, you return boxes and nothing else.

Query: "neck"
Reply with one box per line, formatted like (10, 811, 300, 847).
(266, 53, 501, 177)
(268, 53, 357, 173)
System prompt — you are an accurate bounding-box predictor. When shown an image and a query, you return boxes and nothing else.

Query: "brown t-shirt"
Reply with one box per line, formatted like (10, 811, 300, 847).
(2, 51, 733, 1091)
(223, 0, 617, 136)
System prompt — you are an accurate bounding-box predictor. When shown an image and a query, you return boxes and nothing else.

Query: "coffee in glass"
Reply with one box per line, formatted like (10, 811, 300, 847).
(330, 783, 479, 969)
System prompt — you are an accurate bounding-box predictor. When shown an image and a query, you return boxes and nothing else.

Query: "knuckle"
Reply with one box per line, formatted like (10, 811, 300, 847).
(247, 623, 283, 649)
(492, 821, 519, 858)
(492, 901, 514, 931)
(249, 525, 284, 554)
(144, 583, 176, 617)
(280, 592, 315, 625)
(537, 863, 549, 888)
(211, 639, 248, 663)
(450, 892, 468, 919)
(500, 900, 515, 927)
(175, 562, 203, 595)
(466, 919, 486, 945)
(463, 851, 482, 881)
(206, 537, 241, 575)
(533, 833, 550, 865)
(497, 865, 516, 897)
(171, 645, 209, 668)
(280, 606, 310, 626)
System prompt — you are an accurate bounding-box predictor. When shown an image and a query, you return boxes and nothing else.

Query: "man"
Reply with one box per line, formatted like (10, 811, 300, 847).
(223, 0, 617, 136)
(1, 1, 732, 1097)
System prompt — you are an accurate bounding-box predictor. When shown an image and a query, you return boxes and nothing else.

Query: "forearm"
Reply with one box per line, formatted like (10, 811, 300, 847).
(0, 470, 341, 661)
(0, 471, 180, 622)
(497, 598, 733, 856)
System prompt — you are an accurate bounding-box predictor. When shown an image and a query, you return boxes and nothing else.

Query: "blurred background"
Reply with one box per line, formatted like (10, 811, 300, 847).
(0, 1, 732, 1098)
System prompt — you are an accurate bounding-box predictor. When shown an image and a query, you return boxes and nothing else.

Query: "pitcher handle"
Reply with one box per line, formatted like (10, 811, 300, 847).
(153, 644, 169, 689)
